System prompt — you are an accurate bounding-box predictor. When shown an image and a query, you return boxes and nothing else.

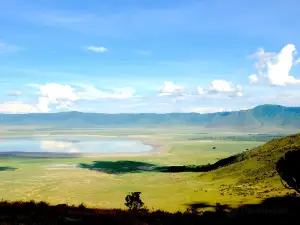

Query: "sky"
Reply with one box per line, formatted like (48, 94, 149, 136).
(1, 0, 300, 114)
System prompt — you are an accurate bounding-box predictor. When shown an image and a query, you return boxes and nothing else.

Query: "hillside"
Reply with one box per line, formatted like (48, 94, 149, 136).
(202, 133, 300, 186)
(0, 104, 300, 131)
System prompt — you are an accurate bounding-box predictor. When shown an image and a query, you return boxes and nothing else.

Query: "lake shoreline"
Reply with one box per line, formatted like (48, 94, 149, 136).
(0, 134, 165, 157)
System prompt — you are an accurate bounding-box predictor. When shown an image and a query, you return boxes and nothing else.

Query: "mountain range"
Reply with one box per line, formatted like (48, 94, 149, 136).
(0, 104, 300, 131)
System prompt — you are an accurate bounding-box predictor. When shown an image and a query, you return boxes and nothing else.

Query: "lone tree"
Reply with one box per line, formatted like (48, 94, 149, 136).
(125, 192, 145, 211)
(276, 149, 300, 194)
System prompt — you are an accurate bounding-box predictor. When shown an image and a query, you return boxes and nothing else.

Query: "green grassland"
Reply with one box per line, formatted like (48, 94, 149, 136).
(0, 128, 292, 212)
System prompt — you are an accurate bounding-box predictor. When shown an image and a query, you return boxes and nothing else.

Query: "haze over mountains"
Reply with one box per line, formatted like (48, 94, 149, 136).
(0, 105, 300, 131)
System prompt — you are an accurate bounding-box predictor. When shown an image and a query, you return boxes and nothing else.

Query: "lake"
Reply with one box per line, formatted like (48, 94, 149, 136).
(0, 136, 153, 156)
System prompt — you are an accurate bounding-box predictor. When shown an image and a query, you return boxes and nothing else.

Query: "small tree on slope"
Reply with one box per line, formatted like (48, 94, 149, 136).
(125, 192, 145, 211)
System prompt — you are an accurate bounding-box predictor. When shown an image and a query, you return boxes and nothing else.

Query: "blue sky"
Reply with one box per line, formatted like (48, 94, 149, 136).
(1, 0, 300, 113)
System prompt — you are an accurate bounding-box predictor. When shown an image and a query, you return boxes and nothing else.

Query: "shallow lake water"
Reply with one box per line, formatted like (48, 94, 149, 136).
(0, 136, 152, 156)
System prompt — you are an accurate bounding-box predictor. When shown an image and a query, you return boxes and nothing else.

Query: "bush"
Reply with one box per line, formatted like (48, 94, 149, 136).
(78, 203, 86, 209)
(125, 192, 145, 211)
(184, 206, 199, 215)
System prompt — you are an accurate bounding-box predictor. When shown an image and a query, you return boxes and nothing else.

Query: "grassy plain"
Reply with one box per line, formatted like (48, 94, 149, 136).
(0, 128, 287, 212)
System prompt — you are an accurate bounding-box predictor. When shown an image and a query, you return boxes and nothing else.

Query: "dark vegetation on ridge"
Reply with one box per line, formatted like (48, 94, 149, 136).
(0, 196, 299, 224)
(78, 153, 246, 174)
(1, 104, 300, 130)
(0, 166, 17, 171)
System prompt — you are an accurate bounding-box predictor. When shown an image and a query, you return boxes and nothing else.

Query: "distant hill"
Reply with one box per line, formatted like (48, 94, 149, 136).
(0, 104, 300, 131)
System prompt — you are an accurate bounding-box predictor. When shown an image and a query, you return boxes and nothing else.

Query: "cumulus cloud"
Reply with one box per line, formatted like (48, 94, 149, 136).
(248, 74, 258, 84)
(249, 44, 300, 86)
(159, 81, 185, 96)
(37, 97, 51, 113)
(197, 87, 206, 95)
(33, 83, 78, 112)
(39, 83, 78, 102)
(29, 83, 136, 112)
(85, 46, 108, 53)
(295, 58, 300, 64)
(209, 80, 242, 95)
(76, 85, 136, 100)
(197, 80, 243, 97)
(0, 101, 38, 114)
(248, 48, 276, 76)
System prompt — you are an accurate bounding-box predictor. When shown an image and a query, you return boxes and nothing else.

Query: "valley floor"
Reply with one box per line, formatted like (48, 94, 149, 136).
(0, 128, 292, 212)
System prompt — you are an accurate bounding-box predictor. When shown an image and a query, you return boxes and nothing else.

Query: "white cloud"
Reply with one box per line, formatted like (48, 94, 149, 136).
(77, 85, 136, 100)
(29, 83, 136, 112)
(248, 48, 276, 76)
(249, 44, 300, 86)
(267, 44, 300, 86)
(248, 74, 258, 84)
(37, 97, 51, 113)
(197, 87, 206, 95)
(7, 91, 22, 96)
(235, 92, 243, 97)
(54, 101, 74, 110)
(76, 85, 108, 100)
(295, 58, 300, 64)
(109, 87, 136, 99)
(85, 46, 108, 53)
(159, 81, 185, 96)
(209, 80, 242, 94)
(35, 83, 78, 112)
(39, 83, 78, 102)
(197, 80, 243, 97)
(0, 101, 38, 114)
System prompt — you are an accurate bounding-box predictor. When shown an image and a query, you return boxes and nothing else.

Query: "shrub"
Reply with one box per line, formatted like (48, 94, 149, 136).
(78, 203, 86, 209)
(184, 206, 199, 215)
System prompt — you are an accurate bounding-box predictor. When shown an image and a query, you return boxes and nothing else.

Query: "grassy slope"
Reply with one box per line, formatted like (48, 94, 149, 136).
(201, 133, 300, 203)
